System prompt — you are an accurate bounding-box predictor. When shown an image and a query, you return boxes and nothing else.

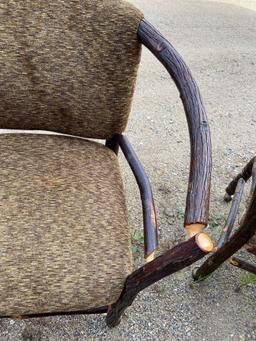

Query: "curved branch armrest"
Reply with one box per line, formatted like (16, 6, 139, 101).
(138, 19, 212, 237)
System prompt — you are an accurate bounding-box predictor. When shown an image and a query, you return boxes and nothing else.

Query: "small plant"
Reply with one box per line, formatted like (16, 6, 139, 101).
(131, 229, 144, 255)
(240, 273, 256, 286)
(131, 229, 144, 243)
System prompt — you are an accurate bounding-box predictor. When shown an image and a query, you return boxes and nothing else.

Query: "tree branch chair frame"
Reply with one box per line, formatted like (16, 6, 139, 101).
(193, 157, 256, 282)
(106, 20, 213, 326)
(0, 8, 213, 327)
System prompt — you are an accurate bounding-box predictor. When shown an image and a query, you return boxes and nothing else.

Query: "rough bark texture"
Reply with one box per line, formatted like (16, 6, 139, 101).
(138, 19, 212, 227)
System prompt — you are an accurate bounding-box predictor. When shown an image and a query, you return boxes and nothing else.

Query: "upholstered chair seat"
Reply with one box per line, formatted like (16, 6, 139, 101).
(0, 133, 132, 316)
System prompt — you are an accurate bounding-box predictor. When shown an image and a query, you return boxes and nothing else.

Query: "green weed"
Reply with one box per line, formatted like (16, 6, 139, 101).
(131, 229, 144, 255)
(240, 273, 256, 286)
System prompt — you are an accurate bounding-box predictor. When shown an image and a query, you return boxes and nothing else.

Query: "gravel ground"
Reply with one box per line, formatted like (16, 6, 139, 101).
(1, 1, 256, 340)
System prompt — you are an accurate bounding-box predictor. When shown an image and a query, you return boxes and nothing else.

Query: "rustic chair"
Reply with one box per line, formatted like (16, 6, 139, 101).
(193, 157, 256, 281)
(0, 0, 213, 327)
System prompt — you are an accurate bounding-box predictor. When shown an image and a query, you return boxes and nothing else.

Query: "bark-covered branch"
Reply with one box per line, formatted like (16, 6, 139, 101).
(138, 19, 212, 230)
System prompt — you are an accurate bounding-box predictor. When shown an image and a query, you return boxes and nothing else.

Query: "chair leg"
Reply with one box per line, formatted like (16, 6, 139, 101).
(106, 290, 137, 327)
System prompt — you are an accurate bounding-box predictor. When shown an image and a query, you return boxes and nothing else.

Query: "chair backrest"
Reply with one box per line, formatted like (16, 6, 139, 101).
(0, 0, 143, 139)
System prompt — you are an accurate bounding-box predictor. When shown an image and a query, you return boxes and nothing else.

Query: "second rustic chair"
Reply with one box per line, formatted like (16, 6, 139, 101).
(193, 157, 256, 281)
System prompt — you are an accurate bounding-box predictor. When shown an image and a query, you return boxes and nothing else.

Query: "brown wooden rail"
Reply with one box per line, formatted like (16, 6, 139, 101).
(138, 19, 212, 236)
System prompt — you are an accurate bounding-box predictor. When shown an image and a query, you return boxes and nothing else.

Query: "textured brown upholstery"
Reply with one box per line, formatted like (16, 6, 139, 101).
(0, 134, 132, 316)
(0, 0, 143, 138)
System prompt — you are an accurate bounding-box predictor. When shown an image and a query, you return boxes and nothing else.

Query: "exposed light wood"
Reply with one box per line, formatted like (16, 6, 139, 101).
(185, 223, 205, 238)
(195, 233, 214, 253)
(146, 250, 157, 263)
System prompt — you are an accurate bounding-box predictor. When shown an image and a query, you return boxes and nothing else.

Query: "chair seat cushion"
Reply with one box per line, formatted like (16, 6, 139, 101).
(0, 133, 132, 316)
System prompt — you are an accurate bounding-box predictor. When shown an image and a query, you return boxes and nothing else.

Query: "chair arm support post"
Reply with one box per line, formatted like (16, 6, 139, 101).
(137, 19, 212, 233)
(117, 134, 158, 260)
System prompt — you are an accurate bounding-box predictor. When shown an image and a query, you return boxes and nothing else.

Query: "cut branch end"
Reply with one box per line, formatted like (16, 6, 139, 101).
(185, 223, 205, 238)
(145, 250, 157, 263)
(195, 232, 214, 253)
(229, 258, 239, 267)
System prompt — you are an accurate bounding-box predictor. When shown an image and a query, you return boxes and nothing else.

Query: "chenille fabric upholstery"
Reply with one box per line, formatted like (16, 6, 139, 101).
(0, 133, 132, 316)
(0, 0, 143, 138)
